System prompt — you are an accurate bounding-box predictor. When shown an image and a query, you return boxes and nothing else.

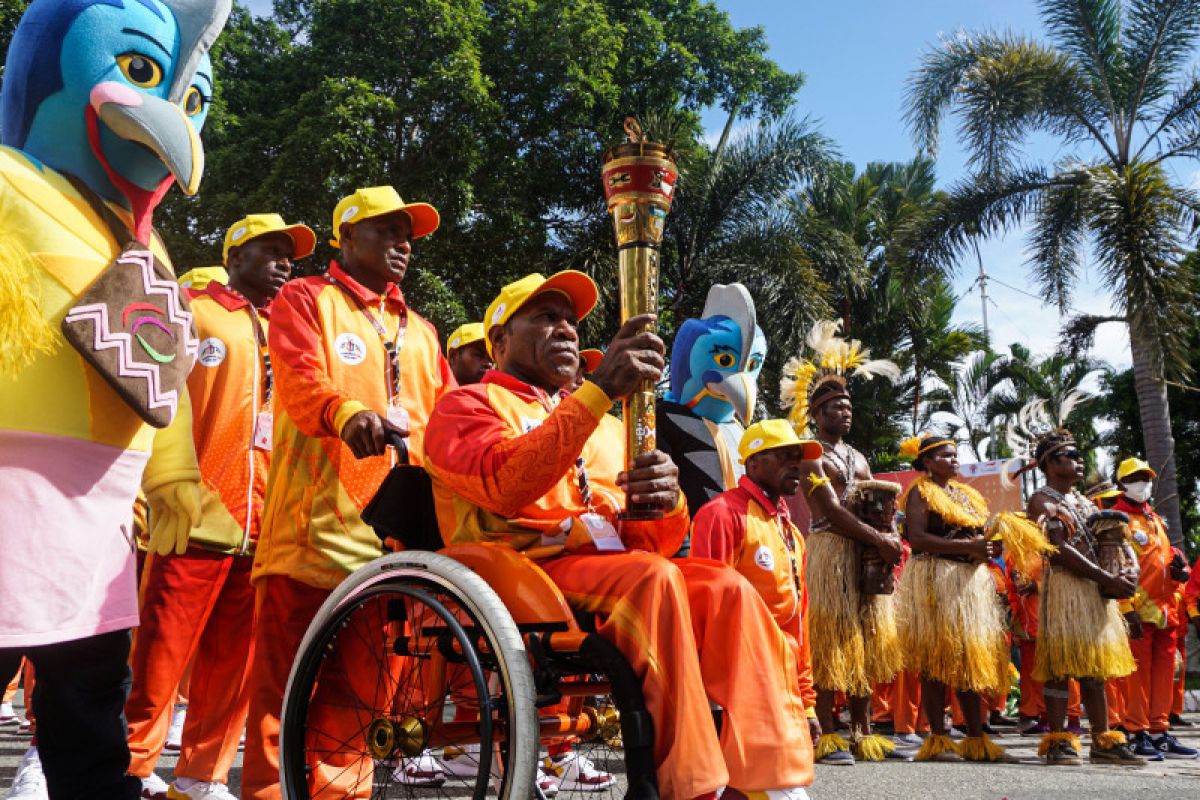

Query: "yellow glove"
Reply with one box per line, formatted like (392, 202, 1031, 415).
(142, 387, 201, 555)
(146, 480, 201, 555)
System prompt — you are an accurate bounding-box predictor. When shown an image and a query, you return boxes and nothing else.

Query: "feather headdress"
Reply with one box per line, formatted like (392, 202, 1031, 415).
(780, 320, 901, 435)
(1001, 390, 1089, 487)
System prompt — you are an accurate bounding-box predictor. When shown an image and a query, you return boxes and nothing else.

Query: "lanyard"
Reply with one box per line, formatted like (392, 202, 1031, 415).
(329, 275, 407, 400)
(245, 306, 272, 403)
(774, 511, 801, 596)
(529, 384, 596, 513)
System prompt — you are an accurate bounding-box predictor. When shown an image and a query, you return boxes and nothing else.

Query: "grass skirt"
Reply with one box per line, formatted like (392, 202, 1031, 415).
(1034, 565, 1135, 682)
(895, 556, 1008, 694)
(806, 531, 902, 695)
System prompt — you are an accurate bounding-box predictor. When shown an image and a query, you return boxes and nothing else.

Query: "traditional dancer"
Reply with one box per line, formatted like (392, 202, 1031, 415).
(1019, 428, 1142, 765)
(779, 321, 905, 764)
(895, 435, 1016, 763)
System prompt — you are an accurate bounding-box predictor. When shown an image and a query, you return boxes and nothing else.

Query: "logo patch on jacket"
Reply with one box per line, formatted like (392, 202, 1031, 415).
(335, 333, 367, 365)
(198, 338, 227, 367)
(754, 545, 775, 571)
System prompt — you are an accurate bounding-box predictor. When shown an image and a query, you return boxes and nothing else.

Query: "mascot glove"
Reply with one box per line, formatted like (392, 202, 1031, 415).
(146, 480, 201, 556)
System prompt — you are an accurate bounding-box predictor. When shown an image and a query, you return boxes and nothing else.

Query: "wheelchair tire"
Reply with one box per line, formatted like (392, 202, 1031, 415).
(279, 551, 538, 799)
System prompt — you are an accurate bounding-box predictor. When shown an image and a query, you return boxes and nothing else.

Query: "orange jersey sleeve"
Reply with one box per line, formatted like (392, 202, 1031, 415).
(267, 279, 352, 440)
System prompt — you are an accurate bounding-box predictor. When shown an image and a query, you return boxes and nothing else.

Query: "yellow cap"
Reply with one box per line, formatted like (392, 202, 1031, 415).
(329, 186, 440, 247)
(447, 322, 486, 353)
(738, 419, 823, 464)
(222, 213, 316, 265)
(1116, 457, 1156, 481)
(483, 271, 599, 355)
(177, 265, 228, 290)
(580, 348, 604, 373)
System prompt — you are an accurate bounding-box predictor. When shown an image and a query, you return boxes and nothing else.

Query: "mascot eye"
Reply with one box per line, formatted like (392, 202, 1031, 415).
(747, 356, 763, 371)
(712, 352, 736, 369)
(117, 53, 164, 88)
(183, 86, 206, 117)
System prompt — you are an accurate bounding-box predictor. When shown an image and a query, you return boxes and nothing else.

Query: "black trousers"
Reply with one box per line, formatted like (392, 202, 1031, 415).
(0, 629, 140, 800)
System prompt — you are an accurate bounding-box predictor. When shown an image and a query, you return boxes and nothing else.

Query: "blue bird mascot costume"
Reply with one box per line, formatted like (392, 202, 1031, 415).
(657, 283, 766, 555)
(0, 1, 230, 796)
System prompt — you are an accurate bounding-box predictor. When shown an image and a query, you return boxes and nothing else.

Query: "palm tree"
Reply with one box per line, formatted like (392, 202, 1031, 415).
(921, 349, 1008, 460)
(990, 343, 1106, 456)
(904, 0, 1200, 541)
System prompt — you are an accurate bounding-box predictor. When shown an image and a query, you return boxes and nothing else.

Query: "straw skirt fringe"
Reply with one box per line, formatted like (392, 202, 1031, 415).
(1034, 565, 1135, 682)
(895, 556, 1008, 694)
(807, 530, 901, 695)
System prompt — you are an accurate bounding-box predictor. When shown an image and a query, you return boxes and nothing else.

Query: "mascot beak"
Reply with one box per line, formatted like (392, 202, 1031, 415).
(704, 372, 758, 426)
(91, 83, 204, 196)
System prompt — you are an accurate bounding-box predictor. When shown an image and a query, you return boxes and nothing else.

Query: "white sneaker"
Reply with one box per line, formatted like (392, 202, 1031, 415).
(442, 744, 483, 778)
(0, 702, 19, 725)
(7, 747, 48, 800)
(392, 751, 446, 787)
(164, 704, 187, 752)
(544, 752, 615, 792)
(141, 773, 171, 799)
(166, 779, 237, 800)
(16, 716, 32, 734)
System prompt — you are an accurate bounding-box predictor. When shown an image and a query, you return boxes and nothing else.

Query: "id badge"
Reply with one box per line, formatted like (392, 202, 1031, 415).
(253, 410, 273, 451)
(387, 405, 411, 431)
(581, 512, 625, 552)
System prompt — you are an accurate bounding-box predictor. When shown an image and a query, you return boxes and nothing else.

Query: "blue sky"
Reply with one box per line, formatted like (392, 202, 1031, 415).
(237, 0, 1180, 369)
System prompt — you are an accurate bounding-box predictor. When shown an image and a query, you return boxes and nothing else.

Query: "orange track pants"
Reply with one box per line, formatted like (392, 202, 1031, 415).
(1172, 619, 1187, 717)
(1016, 640, 1081, 719)
(542, 554, 812, 799)
(891, 670, 926, 734)
(1124, 624, 1177, 734)
(126, 549, 255, 781)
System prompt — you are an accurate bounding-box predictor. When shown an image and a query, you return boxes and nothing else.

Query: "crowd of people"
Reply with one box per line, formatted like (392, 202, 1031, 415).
(4, 187, 1200, 800)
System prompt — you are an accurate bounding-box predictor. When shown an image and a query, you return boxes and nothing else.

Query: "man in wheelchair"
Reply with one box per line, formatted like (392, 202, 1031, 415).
(423, 271, 815, 800)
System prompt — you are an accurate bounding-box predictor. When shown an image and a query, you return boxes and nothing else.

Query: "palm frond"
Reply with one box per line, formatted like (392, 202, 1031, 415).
(1122, 0, 1200, 116)
(1027, 162, 1094, 309)
(1037, 0, 1124, 132)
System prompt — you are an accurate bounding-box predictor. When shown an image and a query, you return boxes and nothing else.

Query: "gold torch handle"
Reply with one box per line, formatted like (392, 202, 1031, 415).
(602, 123, 678, 521)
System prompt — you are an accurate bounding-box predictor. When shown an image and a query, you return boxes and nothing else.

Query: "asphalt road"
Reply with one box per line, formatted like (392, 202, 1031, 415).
(4, 700, 1200, 800)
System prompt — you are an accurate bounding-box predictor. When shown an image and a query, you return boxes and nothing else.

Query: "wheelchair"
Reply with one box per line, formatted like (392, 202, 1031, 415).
(277, 541, 660, 800)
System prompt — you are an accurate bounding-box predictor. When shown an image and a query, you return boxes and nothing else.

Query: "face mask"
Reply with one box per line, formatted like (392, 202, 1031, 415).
(1123, 481, 1153, 503)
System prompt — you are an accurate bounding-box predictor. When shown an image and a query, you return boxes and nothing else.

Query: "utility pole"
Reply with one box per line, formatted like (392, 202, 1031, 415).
(973, 240, 996, 461)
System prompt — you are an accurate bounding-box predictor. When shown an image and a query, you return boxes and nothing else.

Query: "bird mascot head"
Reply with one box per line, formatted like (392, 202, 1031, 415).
(2, 0, 230, 241)
(666, 283, 766, 425)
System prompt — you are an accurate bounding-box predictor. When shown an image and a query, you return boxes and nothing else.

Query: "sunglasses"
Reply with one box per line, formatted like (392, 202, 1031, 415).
(1055, 449, 1083, 461)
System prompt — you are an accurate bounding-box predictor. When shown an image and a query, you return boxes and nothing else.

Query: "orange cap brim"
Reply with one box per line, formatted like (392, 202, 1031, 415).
(530, 270, 599, 323)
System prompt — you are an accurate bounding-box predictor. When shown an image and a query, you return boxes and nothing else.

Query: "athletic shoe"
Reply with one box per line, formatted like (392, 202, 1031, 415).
(988, 712, 1018, 728)
(1168, 713, 1194, 728)
(1044, 740, 1081, 766)
(392, 752, 446, 787)
(545, 752, 616, 792)
(1019, 719, 1049, 736)
(884, 747, 914, 761)
(166, 779, 237, 800)
(164, 704, 187, 752)
(948, 726, 966, 739)
(1089, 739, 1145, 766)
(442, 744, 484, 778)
(723, 789, 810, 800)
(16, 716, 32, 734)
(817, 749, 855, 765)
(1065, 719, 1085, 736)
(1153, 732, 1200, 759)
(980, 723, 999, 736)
(142, 774, 171, 799)
(8, 747, 48, 800)
(0, 702, 19, 725)
(893, 733, 923, 747)
(1129, 731, 1165, 761)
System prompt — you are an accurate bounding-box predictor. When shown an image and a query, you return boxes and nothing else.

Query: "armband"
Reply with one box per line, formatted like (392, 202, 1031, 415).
(806, 474, 831, 496)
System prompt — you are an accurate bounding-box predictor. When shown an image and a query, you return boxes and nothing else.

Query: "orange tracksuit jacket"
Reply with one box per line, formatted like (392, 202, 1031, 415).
(252, 262, 452, 590)
(424, 372, 813, 799)
(127, 282, 271, 781)
(1115, 496, 1177, 733)
(241, 264, 452, 800)
(689, 474, 817, 715)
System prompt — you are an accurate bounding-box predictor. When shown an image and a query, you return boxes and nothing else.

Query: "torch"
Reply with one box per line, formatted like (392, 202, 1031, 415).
(601, 118, 679, 520)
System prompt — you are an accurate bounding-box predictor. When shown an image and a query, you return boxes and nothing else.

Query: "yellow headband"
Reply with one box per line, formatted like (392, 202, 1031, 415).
(899, 435, 955, 461)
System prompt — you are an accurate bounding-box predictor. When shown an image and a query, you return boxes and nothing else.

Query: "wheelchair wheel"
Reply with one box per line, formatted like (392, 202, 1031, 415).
(280, 551, 538, 799)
